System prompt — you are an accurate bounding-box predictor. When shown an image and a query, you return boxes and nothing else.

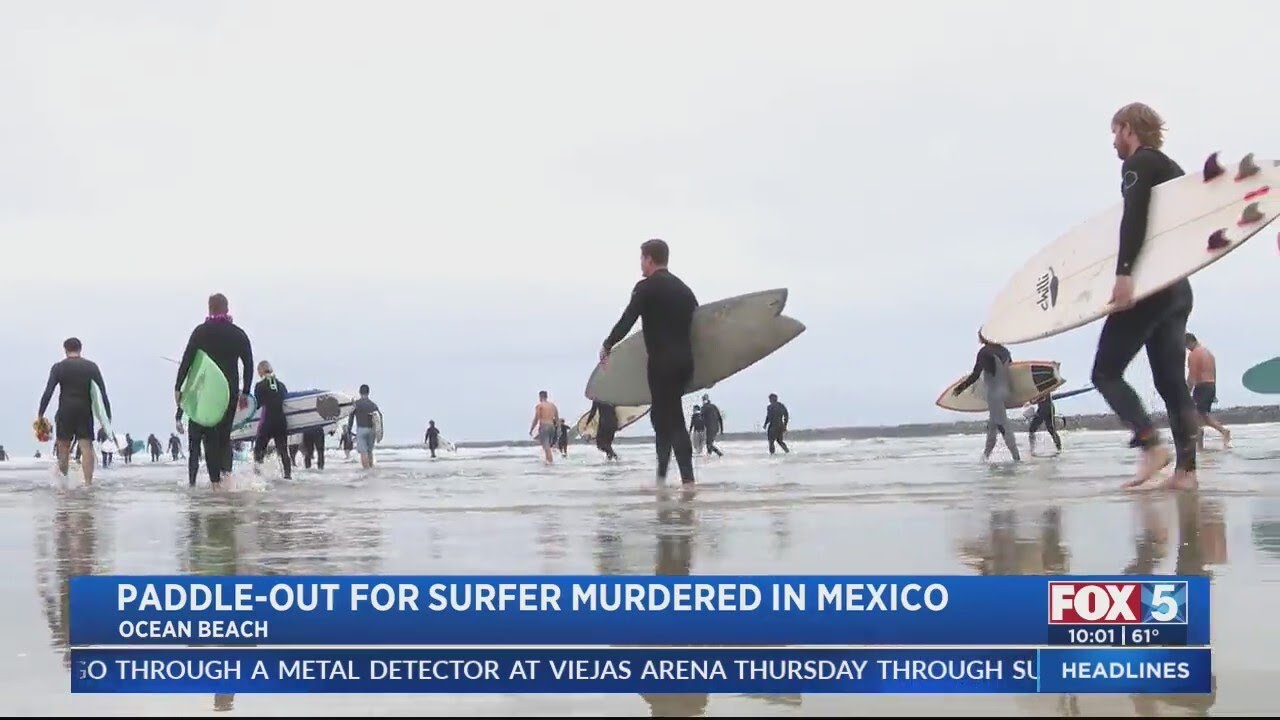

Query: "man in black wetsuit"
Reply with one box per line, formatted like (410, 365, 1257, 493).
(175, 293, 254, 487)
(584, 402, 619, 461)
(953, 335, 1021, 462)
(38, 337, 112, 484)
(168, 433, 183, 461)
(1027, 392, 1063, 455)
(601, 239, 698, 484)
(300, 426, 326, 470)
(1091, 103, 1198, 491)
(147, 434, 162, 462)
(700, 394, 724, 457)
(251, 360, 291, 479)
(424, 421, 441, 458)
(764, 394, 790, 454)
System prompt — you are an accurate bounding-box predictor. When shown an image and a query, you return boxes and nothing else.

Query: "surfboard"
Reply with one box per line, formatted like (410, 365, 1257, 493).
(586, 288, 804, 405)
(1243, 357, 1280, 394)
(373, 411, 384, 444)
(936, 361, 1066, 413)
(573, 404, 651, 441)
(981, 153, 1280, 345)
(179, 350, 232, 428)
(89, 381, 120, 453)
(229, 390, 355, 442)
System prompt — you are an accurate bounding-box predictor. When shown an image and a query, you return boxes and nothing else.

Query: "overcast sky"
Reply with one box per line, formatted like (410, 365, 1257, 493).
(4, 1, 1280, 449)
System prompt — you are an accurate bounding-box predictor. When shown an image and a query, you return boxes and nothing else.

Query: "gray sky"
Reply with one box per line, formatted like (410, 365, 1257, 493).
(4, 1, 1280, 449)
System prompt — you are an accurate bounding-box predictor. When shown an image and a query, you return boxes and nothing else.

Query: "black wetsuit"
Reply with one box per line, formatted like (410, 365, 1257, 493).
(340, 429, 354, 453)
(603, 268, 699, 483)
(557, 421, 570, 455)
(954, 343, 1013, 395)
(253, 374, 292, 479)
(701, 401, 724, 456)
(39, 356, 111, 444)
(97, 427, 114, 467)
(168, 434, 182, 461)
(175, 317, 254, 485)
(425, 426, 440, 458)
(1090, 147, 1197, 472)
(148, 435, 162, 462)
(585, 401, 619, 460)
(1029, 397, 1062, 452)
(764, 400, 790, 454)
(301, 426, 326, 470)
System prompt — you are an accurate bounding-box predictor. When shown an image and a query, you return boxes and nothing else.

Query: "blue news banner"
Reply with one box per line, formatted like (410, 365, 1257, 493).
(69, 575, 1212, 695)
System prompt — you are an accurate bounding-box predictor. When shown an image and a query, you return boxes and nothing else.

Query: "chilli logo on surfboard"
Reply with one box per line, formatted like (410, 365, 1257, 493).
(1035, 267, 1060, 311)
(315, 395, 341, 420)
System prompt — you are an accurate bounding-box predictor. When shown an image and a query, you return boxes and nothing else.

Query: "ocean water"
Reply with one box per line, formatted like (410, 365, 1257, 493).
(2, 425, 1278, 717)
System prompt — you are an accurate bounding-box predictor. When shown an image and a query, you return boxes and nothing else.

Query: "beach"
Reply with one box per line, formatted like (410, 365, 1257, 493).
(2, 425, 1275, 716)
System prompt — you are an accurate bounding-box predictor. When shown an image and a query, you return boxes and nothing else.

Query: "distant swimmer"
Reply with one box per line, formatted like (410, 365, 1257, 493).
(1092, 104, 1197, 490)
(1185, 333, 1231, 449)
(122, 433, 135, 464)
(339, 427, 354, 459)
(1027, 392, 1063, 455)
(764, 393, 790, 455)
(300, 426, 326, 470)
(689, 405, 706, 454)
(96, 427, 114, 467)
(168, 433, 182, 461)
(584, 401, 619, 461)
(147, 434, 162, 462)
(600, 239, 699, 484)
(700, 394, 724, 457)
(954, 334, 1021, 462)
(528, 390, 560, 464)
(346, 384, 381, 469)
(174, 293, 254, 487)
(558, 418, 571, 457)
(251, 361, 292, 480)
(37, 337, 111, 485)
(424, 420, 441, 458)
(0, 446, 7, 461)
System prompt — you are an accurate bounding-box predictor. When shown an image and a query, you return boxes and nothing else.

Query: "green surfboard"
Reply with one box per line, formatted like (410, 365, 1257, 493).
(90, 380, 118, 451)
(1243, 357, 1280, 395)
(180, 350, 232, 427)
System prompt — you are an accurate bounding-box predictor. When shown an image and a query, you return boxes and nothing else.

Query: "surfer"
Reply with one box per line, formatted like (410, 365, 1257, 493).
(689, 405, 707, 454)
(346, 384, 381, 469)
(174, 293, 254, 487)
(529, 391, 560, 464)
(301, 426, 326, 470)
(600, 238, 699, 484)
(168, 433, 182, 461)
(1091, 103, 1198, 490)
(1185, 333, 1231, 449)
(558, 418, 571, 457)
(96, 427, 114, 467)
(37, 337, 111, 484)
(339, 427, 354, 459)
(764, 393, 791, 454)
(953, 334, 1021, 462)
(251, 361, 292, 480)
(700, 394, 724, 457)
(424, 421, 441, 458)
(121, 434, 135, 464)
(0, 446, 6, 461)
(1027, 392, 1063, 455)
(147, 434, 162, 462)
(584, 401, 620, 461)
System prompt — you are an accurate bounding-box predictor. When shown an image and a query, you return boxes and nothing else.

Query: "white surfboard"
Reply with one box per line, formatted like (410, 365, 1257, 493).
(230, 390, 355, 442)
(982, 153, 1280, 344)
(373, 411, 384, 444)
(574, 404, 650, 441)
(89, 382, 120, 453)
(586, 288, 804, 405)
(936, 360, 1065, 413)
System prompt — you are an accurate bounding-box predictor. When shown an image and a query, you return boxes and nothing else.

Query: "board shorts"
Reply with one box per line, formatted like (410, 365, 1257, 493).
(356, 427, 376, 454)
(55, 404, 94, 443)
(537, 423, 557, 449)
(1192, 382, 1217, 415)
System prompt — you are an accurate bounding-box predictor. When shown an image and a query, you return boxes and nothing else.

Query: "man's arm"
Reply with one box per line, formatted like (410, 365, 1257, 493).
(529, 407, 539, 435)
(1187, 351, 1201, 388)
(585, 403, 598, 426)
(37, 365, 60, 418)
(92, 366, 112, 421)
(603, 281, 646, 352)
(174, 328, 199, 393)
(781, 404, 789, 427)
(953, 351, 986, 395)
(1115, 151, 1164, 277)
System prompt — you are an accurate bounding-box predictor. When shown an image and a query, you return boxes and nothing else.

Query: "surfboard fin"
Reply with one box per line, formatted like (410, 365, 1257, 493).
(1203, 152, 1224, 181)
(1238, 202, 1264, 226)
(1236, 153, 1260, 181)
(1207, 229, 1229, 250)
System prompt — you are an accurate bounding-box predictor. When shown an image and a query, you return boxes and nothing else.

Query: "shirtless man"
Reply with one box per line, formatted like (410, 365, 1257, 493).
(528, 390, 560, 464)
(1185, 333, 1231, 449)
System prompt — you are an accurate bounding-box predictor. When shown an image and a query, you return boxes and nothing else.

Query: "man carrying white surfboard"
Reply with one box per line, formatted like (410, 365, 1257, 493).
(37, 337, 112, 485)
(952, 335, 1021, 462)
(600, 239, 699, 485)
(1091, 103, 1199, 491)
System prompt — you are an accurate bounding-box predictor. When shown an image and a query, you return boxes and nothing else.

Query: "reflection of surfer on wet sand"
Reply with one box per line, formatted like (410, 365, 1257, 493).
(35, 493, 103, 670)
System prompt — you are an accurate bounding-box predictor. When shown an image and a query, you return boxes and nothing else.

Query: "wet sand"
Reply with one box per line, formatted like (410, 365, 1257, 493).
(2, 424, 1276, 716)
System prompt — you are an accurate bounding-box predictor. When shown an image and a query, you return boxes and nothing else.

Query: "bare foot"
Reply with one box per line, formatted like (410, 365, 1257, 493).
(1157, 469, 1198, 491)
(1122, 445, 1171, 490)
(1222, 430, 1232, 449)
